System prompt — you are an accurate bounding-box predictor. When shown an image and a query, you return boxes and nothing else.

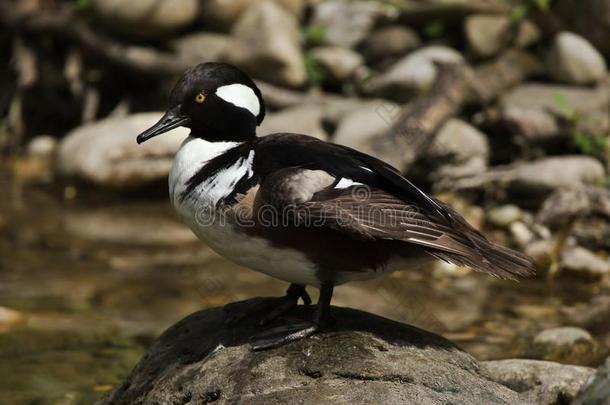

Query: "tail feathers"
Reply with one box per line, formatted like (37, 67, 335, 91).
(428, 235, 536, 280)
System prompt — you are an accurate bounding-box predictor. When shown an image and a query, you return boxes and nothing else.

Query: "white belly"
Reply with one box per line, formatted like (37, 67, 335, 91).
(169, 136, 320, 286)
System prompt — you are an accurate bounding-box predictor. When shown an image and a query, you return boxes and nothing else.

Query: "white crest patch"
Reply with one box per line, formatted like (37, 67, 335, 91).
(334, 178, 364, 189)
(215, 83, 260, 117)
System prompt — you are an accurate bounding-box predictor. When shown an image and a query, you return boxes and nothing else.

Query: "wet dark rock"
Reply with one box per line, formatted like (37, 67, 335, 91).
(99, 300, 528, 405)
(547, 32, 607, 85)
(482, 359, 595, 405)
(358, 25, 421, 63)
(91, 0, 199, 39)
(57, 113, 188, 189)
(573, 356, 610, 405)
(529, 327, 603, 366)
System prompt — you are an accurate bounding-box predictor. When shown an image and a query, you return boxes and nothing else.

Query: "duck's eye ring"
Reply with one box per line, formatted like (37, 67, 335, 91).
(195, 93, 206, 103)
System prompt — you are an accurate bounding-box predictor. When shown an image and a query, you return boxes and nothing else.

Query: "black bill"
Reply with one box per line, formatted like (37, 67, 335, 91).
(136, 106, 190, 144)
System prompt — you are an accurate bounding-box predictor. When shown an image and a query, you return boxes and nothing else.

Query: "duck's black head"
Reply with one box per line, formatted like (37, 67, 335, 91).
(137, 62, 265, 144)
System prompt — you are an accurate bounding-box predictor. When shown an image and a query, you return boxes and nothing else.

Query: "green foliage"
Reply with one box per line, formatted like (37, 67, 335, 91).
(511, 0, 553, 22)
(553, 92, 609, 159)
(573, 131, 608, 159)
(553, 92, 577, 121)
(304, 53, 326, 86)
(72, 0, 93, 11)
(302, 25, 327, 47)
(423, 20, 445, 39)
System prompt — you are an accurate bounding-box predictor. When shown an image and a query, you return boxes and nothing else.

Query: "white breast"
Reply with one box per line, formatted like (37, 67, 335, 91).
(169, 136, 320, 287)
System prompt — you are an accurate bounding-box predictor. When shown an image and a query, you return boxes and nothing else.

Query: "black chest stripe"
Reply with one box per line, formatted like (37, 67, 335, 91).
(180, 143, 253, 202)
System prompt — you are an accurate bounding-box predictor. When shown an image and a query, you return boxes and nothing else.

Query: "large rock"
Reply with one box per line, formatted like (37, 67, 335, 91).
(170, 32, 239, 65)
(231, 1, 306, 87)
(560, 246, 610, 280)
(465, 14, 540, 58)
(310, 0, 389, 48)
(364, 46, 464, 101)
(99, 300, 528, 404)
(500, 82, 610, 136)
(529, 327, 603, 365)
(447, 156, 606, 205)
(310, 46, 364, 83)
(333, 99, 401, 165)
(425, 119, 489, 180)
(92, 0, 199, 39)
(57, 113, 188, 189)
(555, 0, 610, 58)
(201, 0, 306, 32)
(482, 359, 596, 404)
(547, 32, 607, 85)
(259, 104, 328, 140)
(574, 356, 610, 405)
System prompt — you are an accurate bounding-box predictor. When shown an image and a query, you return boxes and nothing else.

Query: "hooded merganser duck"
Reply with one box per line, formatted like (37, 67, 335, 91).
(137, 62, 535, 350)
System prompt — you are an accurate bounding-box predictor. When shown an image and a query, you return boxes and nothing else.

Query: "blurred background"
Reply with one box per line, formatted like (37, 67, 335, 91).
(0, 0, 609, 403)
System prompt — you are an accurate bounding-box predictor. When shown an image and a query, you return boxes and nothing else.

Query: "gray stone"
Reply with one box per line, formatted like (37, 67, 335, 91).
(427, 119, 489, 180)
(27, 135, 57, 159)
(364, 46, 464, 101)
(170, 32, 238, 65)
(465, 14, 541, 58)
(555, 0, 610, 58)
(259, 104, 328, 140)
(201, 0, 306, 32)
(487, 205, 523, 228)
(561, 246, 610, 280)
(573, 356, 610, 405)
(547, 32, 607, 85)
(310, 46, 364, 82)
(57, 112, 188, 189)
(537, 186, 610, 227)
(333, 100, 399, 157)
(310, 0, 389, 48)
(482, 359, 595, 405)
(231, 1, 306, 87)
(509, 156, 606, 196)
(501, 82, 610, 136)
(99, 301, 528, 405)
(500, 106, 563, 145)
(91, 0, 199, 39)
(359, 25, 421, 63)
(530, 327, 602, 365)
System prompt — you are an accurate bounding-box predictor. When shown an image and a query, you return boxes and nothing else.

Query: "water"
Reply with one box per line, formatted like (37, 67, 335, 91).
(0, 162, 607, 404)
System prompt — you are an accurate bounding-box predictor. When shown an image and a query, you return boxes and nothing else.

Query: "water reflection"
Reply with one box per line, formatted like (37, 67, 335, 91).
(0, 166, 607, 403)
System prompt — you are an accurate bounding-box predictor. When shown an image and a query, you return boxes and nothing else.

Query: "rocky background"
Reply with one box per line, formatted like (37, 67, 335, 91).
(1, 0, 610, 404)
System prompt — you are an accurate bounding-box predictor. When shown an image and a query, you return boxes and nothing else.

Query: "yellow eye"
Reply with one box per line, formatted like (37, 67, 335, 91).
(195, 93, 206, 103)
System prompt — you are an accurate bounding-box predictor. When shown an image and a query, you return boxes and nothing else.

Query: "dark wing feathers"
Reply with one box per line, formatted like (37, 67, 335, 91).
(298, 189, 535, 280)
(255, 134, 447, 220)
(254, 134, 535, 280)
